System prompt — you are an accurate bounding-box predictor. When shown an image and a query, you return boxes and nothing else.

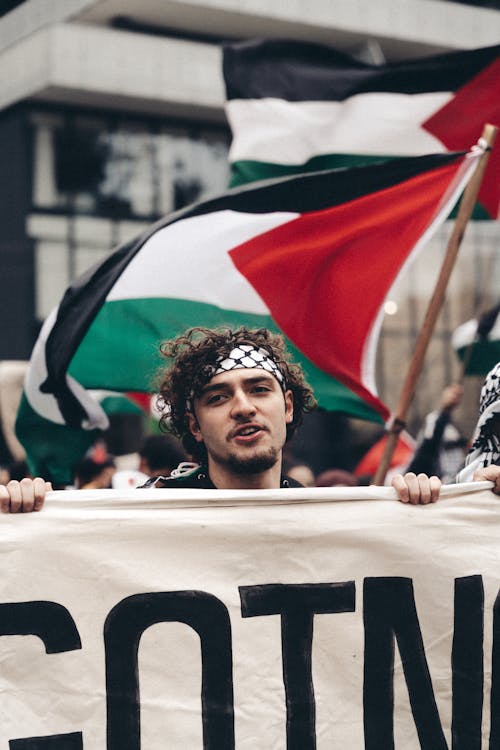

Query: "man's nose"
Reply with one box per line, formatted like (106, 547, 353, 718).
(231, 389, 256, 417)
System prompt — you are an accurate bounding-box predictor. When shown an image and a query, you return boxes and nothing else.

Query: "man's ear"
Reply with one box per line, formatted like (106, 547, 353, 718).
(284, 390, 294, 424)
(188, 412, 204, 443)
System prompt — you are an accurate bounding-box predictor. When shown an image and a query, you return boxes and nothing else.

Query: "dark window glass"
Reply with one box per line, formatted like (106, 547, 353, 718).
(31, 110, 230, 220)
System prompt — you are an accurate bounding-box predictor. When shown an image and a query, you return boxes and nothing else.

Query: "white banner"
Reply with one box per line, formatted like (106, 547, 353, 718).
(0, 482, 499, 749)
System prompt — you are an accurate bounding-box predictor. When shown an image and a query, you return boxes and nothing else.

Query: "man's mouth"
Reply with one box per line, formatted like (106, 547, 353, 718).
(231, 424, 265, 440)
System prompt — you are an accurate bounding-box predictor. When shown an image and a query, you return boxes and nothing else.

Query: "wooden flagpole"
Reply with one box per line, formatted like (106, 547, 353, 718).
(373, 123, 498, 486)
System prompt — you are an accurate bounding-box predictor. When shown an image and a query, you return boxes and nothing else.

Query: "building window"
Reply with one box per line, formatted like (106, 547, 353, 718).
(31, 110, 230, 219)
(29, 108, 230, 319)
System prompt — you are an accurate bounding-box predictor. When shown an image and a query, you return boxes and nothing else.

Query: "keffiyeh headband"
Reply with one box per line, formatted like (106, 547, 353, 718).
(187, 344, 286, 412)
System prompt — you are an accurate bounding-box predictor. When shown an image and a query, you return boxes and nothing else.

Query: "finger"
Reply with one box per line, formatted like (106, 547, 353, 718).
(391, 473, 411, 503)
(416, 473, 432, 505)
(429, 475, 442, 503)
(19, 477, 36, 513)
(33, 477, 50, 511)
(402, 472, 422, 505)
(0, 485, 11, 513)
(6, 480, 23, 513)
(488, 474, 500, 495)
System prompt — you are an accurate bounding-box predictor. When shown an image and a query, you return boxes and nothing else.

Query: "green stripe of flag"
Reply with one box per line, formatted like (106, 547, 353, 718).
(229, 154, 388, 187)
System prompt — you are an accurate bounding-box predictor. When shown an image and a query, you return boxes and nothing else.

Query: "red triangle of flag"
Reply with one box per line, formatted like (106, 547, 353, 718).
(230, 160, 465, 412)
(423, 57, 500, 218)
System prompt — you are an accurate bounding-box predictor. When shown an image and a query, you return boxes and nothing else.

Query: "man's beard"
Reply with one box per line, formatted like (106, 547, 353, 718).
(225, 446, 280, 475)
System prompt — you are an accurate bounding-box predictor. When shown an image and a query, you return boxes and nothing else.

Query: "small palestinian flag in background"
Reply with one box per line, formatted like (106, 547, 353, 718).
(354, 431, 416, 479)
(223, 40, 500, 218)
(452, 302, 500, 376)
(16, 149, 481, 484)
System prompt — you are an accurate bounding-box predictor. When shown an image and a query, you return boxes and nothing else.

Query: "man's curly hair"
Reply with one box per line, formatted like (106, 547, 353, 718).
(156, 327, 317, 463)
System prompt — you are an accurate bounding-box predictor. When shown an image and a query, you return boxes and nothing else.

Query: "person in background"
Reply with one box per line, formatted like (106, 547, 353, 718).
(405, 383, 467, 483)
(456, 361, 500, 483)
(138, 434, 188, 478)
(392, 363, 500, 501)
(74, 456, 116, 490)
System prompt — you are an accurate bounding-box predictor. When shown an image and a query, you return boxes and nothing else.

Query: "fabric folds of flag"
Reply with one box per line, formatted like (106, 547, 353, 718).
(16, 149, 481, 483)
(452, 302, 500, 375)
(223, 39, 500, 218)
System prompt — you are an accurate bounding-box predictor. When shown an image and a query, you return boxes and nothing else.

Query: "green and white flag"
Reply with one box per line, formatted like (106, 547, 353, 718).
(16, 151, 481, 484)
(223, 40, 500, 218)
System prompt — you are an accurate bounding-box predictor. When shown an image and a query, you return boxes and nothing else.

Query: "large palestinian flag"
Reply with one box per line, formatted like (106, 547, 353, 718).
(16, 150, 481, 484)
(223, 40, 500, 218)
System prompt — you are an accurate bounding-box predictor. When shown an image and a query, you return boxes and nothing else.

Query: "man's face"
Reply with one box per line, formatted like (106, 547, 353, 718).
(188, 369, 293, 476)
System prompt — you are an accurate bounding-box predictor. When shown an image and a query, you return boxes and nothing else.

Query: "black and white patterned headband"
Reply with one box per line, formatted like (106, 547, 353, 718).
(215, 345, 285, 385)
(187, 344, 286, 412)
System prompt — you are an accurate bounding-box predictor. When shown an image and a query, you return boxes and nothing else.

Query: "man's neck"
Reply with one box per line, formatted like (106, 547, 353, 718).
(206, 459, 283, 490)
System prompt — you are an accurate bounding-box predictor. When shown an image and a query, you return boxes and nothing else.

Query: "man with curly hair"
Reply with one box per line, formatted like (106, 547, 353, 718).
(146, 326, 317, 490)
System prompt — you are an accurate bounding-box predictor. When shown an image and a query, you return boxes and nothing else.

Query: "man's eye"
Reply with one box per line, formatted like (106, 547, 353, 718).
(253, 386, 271, 393)
(206, 393, 225, 405)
